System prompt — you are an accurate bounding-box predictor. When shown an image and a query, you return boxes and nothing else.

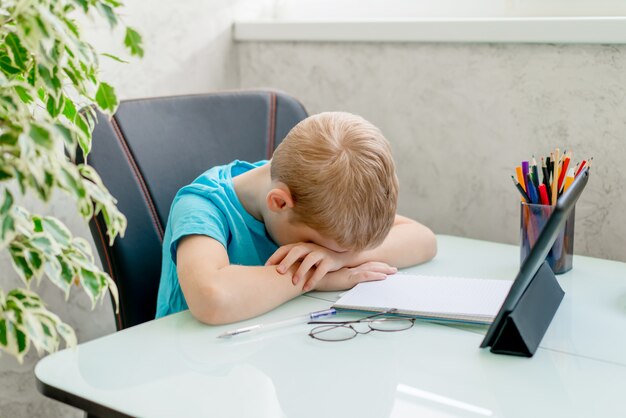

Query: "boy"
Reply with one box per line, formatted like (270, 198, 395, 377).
(156, 112, 436, 324)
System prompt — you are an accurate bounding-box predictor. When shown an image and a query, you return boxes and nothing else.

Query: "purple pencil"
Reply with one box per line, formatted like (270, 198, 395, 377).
(521, 160, 530, 194)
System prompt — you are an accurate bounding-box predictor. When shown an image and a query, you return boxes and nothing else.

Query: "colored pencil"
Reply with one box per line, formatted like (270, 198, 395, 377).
(511, 176, 530, 203)
(521, 161, 530, 194)
(531, 156, 540, 188)
(558, 155, 570, 192)
(516, 166, 526, 192)
(538, 184, 550, 205)
(526, 173, 539, 204)
(551, 148, 560, 206)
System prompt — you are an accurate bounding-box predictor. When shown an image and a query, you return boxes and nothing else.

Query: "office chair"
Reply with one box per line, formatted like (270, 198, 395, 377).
(85, 91, 308, 329)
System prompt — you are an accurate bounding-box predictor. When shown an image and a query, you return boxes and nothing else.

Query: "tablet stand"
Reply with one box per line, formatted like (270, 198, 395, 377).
(489, 261, 564, 357)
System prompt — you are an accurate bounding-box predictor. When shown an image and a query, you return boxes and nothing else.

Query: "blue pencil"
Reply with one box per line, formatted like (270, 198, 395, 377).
(526, 173, 539, 204)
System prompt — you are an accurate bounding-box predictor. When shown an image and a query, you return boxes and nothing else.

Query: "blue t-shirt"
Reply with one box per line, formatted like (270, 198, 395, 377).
(155, 160, 278, 318)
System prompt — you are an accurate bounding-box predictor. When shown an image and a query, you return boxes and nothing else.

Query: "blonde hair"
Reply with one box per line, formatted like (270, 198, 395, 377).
(271, 112, 398, 251)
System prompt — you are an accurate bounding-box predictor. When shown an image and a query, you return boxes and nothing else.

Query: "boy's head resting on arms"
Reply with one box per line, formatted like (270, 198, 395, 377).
(266, 111, 398, 252)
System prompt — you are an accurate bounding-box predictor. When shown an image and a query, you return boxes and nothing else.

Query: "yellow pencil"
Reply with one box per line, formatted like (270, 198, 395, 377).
(516, 166, 526, 192)
(563, 169, 575, 193)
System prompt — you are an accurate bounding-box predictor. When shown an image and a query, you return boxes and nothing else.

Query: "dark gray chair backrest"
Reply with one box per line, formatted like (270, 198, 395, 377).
(87, 91, 308, 329)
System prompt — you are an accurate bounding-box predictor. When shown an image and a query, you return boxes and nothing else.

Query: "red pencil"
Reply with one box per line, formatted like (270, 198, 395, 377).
(538, 183, 550, 205)
(557, 156, 570, 192)
(575, 159, 587, 177)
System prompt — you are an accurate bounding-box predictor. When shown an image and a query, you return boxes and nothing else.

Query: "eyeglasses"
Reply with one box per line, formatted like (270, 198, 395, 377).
(308, 311, 416, 342)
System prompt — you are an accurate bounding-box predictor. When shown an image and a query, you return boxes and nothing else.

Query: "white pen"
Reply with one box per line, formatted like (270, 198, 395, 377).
(217, 308, 337, 338)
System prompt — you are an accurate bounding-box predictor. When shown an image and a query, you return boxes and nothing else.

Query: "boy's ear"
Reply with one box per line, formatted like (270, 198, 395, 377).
(266, 185, 294, 213)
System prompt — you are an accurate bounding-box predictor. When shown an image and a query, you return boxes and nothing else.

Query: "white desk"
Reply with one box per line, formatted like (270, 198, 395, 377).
(36, 235, 626, 417)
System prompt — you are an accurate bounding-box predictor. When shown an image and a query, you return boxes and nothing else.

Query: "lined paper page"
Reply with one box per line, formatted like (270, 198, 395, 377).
(333, 274, 513, 322)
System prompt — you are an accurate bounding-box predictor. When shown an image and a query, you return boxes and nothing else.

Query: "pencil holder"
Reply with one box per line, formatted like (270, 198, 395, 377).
(520, 202, 575, 274)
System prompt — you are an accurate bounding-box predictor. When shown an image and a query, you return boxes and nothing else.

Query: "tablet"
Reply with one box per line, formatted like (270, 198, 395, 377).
(480, 167, 590, 349)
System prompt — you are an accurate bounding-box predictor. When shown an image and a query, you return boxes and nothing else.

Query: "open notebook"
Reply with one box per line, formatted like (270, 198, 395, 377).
(333, 273, 513, 324)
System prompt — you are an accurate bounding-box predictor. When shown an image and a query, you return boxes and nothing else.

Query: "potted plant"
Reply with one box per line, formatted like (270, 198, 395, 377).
(0, 0, 142, 363)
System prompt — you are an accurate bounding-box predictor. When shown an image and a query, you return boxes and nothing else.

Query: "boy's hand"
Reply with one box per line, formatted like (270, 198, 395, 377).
(313, 262, 397, 291)
(266, 242, 354, 291)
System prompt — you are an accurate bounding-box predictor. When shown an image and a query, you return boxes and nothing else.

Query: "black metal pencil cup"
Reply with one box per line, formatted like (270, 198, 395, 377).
(520, 202, 575, 274)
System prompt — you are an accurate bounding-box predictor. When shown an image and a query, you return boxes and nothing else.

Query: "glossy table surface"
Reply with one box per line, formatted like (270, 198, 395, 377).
(35, 235, 626, 417)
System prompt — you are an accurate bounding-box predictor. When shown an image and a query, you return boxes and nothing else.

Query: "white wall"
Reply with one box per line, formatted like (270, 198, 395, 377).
(272, 0, 626, 19)
(238, 40, 626, 262)
(0, 1, 273, 417)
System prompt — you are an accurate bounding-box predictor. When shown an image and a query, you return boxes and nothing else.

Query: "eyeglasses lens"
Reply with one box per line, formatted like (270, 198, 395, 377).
(369, 318, 414, 332)
(310, 325, 357, 341)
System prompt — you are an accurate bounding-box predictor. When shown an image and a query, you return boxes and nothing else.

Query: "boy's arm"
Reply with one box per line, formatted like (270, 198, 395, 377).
(177, 235, 305, 325)
(176, 235, 396, 324)
(347, 215, 437, 268)
(267, 215, 437, 291)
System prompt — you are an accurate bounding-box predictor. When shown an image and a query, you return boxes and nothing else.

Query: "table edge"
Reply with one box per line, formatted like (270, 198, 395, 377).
(36, 374, 132, 418)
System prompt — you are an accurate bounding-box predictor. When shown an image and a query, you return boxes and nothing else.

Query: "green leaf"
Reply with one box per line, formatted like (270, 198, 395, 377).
(76, 130, 91, 158)
(95, 82, 118, 114)
(3, 289, 75, 358)
(62, 67, 79, 86)
(124, 27, 144, 58)
(63, 17, 80, 37)
(72, 237, 92, 255)
(37, 64, 55, 90)
(16, 326, 27, 353)
(29, 235, 56, 255)
(0, 310, 30, 361)
(79, 61, 97, 84)
(103, 0, 124, 7)
(1, 190, 13, 215)
(50, 42, 61, 63)
(72, 0, 89, 12)
(67, 247, 95, 270)
(0, 318, 7, 347)
(55, 123, 75, 152)
(37, 65, 62, 92)
(0, 133, 18, 146)
(101, 53, 128, 64)
(9, 244, 35, 285)
(0, 93, 17, 111)
(14, 168, 26, 194)
(0, 166, 13, 182)
(32, 216, 43, 232)
(97, 3, 118, 28)
(66, 60, 84, 83)
(1, 216, 15, 246)
(44, 256, 73, 296)
(103, 273, 119, 314)
(29, 124, 53, 149)
(42, 217, 72, 247)
(58, 256, 75, 286)
(46, 95, 61, 118)
(62, 97, 77, 121)
(5, 33, 29, 70)
(0, 55, 21, 75)
(75, 112, 92, 138)
(78, 196, 94, 219)
(27, 65, 36, 85)
(59, 166, 87, 198)
(56, 321, 77, 347)
(34, 16, 50, 38)
(14, 85, 33, 103)
(16, 326, 27, 356)
(24, 247, 44, 280)
(40, 317, 53, 337)
(79, 268, 101, 307)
